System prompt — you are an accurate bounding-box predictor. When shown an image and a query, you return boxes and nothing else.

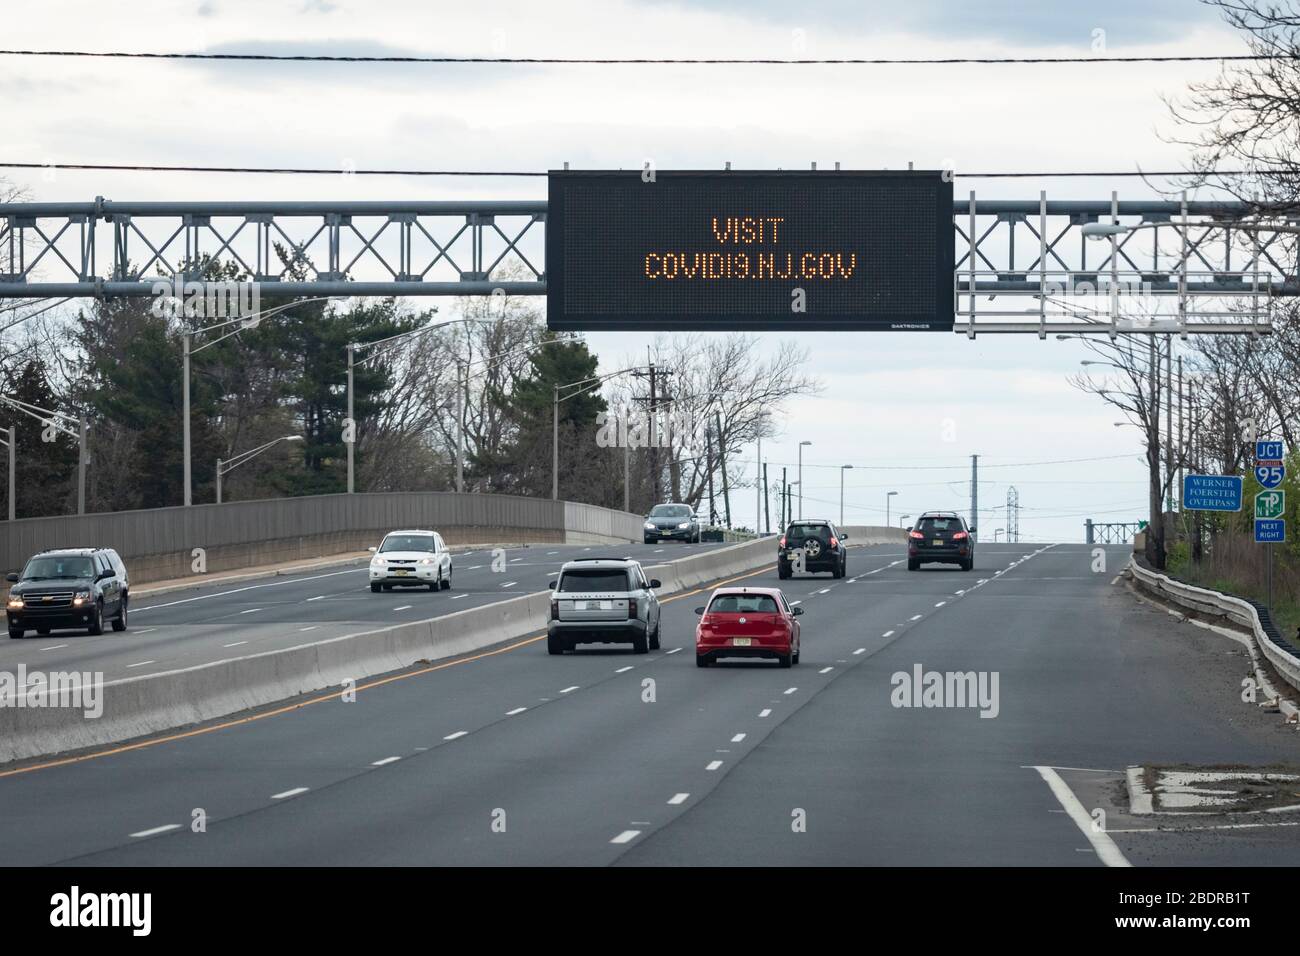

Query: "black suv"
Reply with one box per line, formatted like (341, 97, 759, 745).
(907, 512, 975, 571)
(5, 548, 130, 638)
(777, 520, 848, 579)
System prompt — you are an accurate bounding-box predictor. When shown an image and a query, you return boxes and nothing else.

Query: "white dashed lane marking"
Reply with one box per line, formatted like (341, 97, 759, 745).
(706, 760, 723, 771)
(272, 787, 308, 800)
(668, 793, 690, 805)
(610, 830, 640, 844)
(372, 757, 401, 767)
(443, 731, 468, 741)
(129, 824, 181, 839)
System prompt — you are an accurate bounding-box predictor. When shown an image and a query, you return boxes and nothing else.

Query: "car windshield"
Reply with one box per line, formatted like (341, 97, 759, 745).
(918, 517, 961, 532)
(559, 568, 631, 592)
(650, 505, 690, 518)
(379, 535, 435, 553)
(708, 593, 780, 613)
(22, 556, 95, 580)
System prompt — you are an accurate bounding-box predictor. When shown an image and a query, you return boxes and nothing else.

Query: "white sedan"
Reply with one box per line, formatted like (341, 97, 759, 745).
(368, 530, 453, 592)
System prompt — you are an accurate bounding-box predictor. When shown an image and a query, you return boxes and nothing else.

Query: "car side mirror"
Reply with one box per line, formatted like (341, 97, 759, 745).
(98, 569, 115, 581)
(792, 606, 804, 616)
(368, 546, 378, 552)
(969, 527, 977, 535)
(548, 580, 558, 590)
(5, 572, 17, 583)
(694, 607, 705, 615)
(649, 579, 661, 589)
(905, 527, 912, 533)
(841, 532, 849, 540)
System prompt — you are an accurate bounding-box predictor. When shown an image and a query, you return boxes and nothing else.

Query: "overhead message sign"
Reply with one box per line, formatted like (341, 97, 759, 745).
(1182, 474, 1243, 512)
(546, 170, 955, 331)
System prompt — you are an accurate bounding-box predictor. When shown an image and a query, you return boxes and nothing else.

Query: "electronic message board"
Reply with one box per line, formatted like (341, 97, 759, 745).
(546, 170, 954, 331)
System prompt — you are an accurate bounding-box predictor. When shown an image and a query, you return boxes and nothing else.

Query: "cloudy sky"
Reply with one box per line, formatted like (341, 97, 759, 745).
(0, 0, 1249, 539)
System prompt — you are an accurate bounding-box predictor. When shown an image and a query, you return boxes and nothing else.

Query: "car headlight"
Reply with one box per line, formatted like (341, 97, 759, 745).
(370, 556, 384, 566)
(6, 596, 22, 610)
(644, 522, 655, 530)
(73, 590, 91, 606)
(419, 558, 433, 565)
(677, 522, 690, 529)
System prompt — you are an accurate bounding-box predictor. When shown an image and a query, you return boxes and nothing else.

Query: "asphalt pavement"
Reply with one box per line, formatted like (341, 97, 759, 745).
(1, 542, 1297, 866)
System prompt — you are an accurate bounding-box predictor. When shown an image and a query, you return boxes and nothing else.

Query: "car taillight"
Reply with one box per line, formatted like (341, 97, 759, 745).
(779, 535, 786, 548)
(909, 530, 924, 539)
(628, 599, 637, 619)
(952, 531, 968, 541)
(550, 600, 559, 620)
(830, 536, 839, 549)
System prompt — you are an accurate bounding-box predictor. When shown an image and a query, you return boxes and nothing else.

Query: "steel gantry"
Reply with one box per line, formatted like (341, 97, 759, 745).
(1, 192, 1296, 334)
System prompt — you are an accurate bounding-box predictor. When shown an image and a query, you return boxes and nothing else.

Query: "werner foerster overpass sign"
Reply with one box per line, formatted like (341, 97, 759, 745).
(546, 170, 955, 331)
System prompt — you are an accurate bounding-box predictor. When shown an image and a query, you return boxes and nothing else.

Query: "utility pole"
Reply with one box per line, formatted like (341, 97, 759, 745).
(706, 425, 716, 526)
(183, 329, 192, 506)
(77, 414, 88, 515)
(763, 461, 770, 535)
(552, 383, 559, 500)
(755, 432, 761, 534)
(623, 440, 630, 513)
(970, 454, 978, 538)
(630, 354, 674, 505)
(780, 466, 787, 530)
(455, 360, 464, 494)
(2, 426, 13, 521)
(715, 411, 731, 528)
(1165, 336, 1174, 513)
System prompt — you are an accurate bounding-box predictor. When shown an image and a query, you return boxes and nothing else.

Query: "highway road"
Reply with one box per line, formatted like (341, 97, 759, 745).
(1, 542, 1297, 866)
(0, 540, 731, 681)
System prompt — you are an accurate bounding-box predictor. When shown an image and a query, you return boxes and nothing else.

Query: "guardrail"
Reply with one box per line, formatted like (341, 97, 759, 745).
(0, 534, 779, 763)
(1127, 557, 1300, 695)
(2, 493, 646, 584)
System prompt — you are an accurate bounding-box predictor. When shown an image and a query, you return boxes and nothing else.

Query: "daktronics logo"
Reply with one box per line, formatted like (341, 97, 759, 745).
(50, 886, 152, 936)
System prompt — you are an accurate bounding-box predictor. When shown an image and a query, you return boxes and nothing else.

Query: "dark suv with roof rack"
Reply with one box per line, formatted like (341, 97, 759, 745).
(6, 547, 130, 638)
(777, 520, 848, 579)
(907, 512, 975, 571)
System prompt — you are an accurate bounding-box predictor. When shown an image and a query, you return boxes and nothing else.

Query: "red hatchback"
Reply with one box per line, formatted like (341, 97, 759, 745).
(695, 587, 803, 668)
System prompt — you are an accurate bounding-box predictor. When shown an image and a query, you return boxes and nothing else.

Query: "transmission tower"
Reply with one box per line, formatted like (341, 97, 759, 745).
(1006, 486, 1020, 543)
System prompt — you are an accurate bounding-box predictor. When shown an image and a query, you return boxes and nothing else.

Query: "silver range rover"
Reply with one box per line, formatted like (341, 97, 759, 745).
(547, 558, 662, 655)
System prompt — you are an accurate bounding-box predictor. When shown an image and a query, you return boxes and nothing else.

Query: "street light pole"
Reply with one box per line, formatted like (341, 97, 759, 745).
(456, 360, 465, 494)
(798, 441, 811, 519)
(346, 344, 355, 494)
(839, 464, 853, 526)
(552, 383, 559, 500)
(183, 328, 191, 507)
(886, 490, 898, 529)
(216, 458, 223, 504)
(1, 427, 13, 521)
(216, 435, 303, 504)
(77, 414, 87, 515)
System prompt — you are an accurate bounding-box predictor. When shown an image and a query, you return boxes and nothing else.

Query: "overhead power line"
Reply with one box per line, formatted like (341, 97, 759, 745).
(0, 49, 1284, 65)
(0, 161, 1281, 179)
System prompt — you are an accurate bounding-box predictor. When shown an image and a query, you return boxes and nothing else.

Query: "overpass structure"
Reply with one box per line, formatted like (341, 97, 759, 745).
(1, 192, 1295, 334)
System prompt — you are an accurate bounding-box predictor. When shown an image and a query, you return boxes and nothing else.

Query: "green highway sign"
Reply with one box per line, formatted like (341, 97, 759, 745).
(1255, 490, 1285, 521)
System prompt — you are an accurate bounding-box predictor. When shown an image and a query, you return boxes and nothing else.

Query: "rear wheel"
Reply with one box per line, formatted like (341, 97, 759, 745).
(631, 631, 649, 654)
(776, 651, 793, 669)
(648, 622, 661, 651)
(696, 654, 711, 668)
(778, 561, 791, 580)
(907, 559, 919, 571)
(547, 632, 565, 655)
(112, 598, 128, 632)
(961, 559, 973, 572)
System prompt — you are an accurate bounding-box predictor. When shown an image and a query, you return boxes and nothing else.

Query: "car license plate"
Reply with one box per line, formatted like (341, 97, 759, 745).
(394, 569, 410, 575)
(933, 539, 944, 546)
(732, 637, 751, 646)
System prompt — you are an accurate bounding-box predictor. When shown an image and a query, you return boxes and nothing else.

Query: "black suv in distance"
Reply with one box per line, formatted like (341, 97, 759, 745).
(777, 520, 848, 579)
(907, 512, 975, 571)
(5, 548, 130, 638)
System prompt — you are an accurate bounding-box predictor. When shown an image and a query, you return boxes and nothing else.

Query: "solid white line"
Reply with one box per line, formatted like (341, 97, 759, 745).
(372, 757, 401, 767)
(40, 644, 68, 651)
(560, 686, 579, 694)
(610, 830, 641, 844)
(393, 605, 412, 611)
(759, 708, 772, 717)
(129, 824, 181, 838)
(668, 793, 690, 805)
(1032, 766, 1130, 867)
(783, 687, 797, 695)
(443, 731, 468, 740)
(818, 666, 833, 674)
(615, 665, 633, 673)
(853, 648, 866, 655)
(223, 641, 247, 648)
(126, 660, 156, 668)
(272, 787, 309, 800)
(731, 733, 747, 742)
(706, 760, 723, 771)
(506, 707, 527, 715)
(882, 630, 894, 637)
(240, 608, 263, 614)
